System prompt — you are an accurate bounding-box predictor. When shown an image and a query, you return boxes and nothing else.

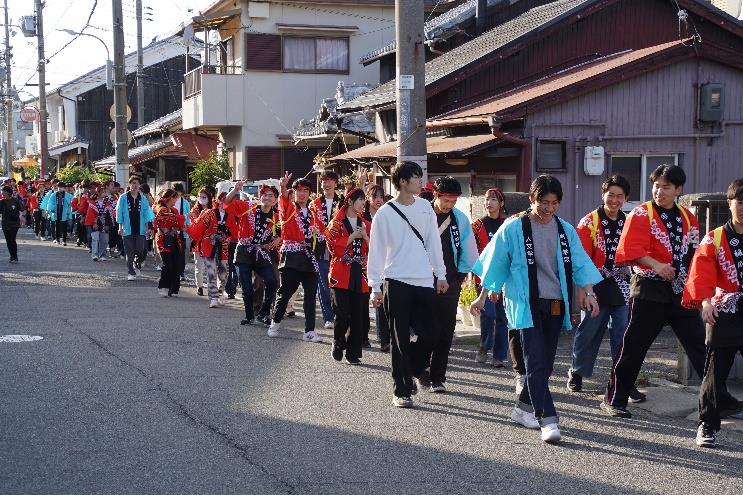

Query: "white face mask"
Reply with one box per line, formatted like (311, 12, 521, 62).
(198, 197, 209, 206)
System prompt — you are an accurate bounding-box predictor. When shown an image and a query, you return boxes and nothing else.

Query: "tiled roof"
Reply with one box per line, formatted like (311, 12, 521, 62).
(329, 133, 498, 161)
(95, 132, 217, 168)
(132, 109, 183, 138)
(95, 141, 173, 168)
(360, 0, 503, 65)
(293, 82, 375, 139)
(429, 41, 689, 122)
(339, 0, 593, 111)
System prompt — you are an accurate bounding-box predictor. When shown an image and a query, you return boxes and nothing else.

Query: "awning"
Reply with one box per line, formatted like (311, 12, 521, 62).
(48, 140, 90, 157)
(329, 134, 498, 162)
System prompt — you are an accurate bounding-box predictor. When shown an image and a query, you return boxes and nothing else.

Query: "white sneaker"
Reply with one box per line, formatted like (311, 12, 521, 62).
(511, 406, 540, 429)
(515, 374, 526, 395)
(209, 299, 219, 308)
(324, 321, 334, 329)
(541, 423, 561, 443)
(267, 321, 280, 337)
(218, 296, 226, 306)
(158, 288, 169, 297)
(303, 331, 324, 343)
(127, 274, 136, 281)
(92, 256, 99, 261)
(99, 257, 107, 262)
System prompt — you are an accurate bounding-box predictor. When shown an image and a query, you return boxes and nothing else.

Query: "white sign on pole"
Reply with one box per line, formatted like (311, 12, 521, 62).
(398, 75, 414, 90)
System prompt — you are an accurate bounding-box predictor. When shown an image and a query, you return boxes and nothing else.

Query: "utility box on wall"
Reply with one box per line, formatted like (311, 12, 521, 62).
(584, 146, 605, 176)
(700, 83, 723, 122)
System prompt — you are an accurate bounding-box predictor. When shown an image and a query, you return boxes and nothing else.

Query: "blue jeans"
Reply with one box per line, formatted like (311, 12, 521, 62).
(518, 299, 563, 426)
(317, 259, 334, 322)
(570, 304, 628, 378)
(479, 297, 509, 361)
(236, 262, 277, 320)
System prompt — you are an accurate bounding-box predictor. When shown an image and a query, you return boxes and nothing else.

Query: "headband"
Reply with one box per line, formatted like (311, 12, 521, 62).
(432, 185, 460, 199)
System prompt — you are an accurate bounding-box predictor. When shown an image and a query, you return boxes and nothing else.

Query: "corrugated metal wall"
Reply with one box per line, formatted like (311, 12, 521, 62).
(525, 59, 743, 224)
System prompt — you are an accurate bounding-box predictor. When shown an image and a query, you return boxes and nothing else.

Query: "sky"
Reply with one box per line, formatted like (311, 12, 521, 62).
(6, 0, 215, 99)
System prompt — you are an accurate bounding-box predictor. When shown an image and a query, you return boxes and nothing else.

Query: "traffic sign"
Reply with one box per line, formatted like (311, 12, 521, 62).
(20, 107, 38, 123)
(110, 104, 132, 123)
(110, 128, 133, 146)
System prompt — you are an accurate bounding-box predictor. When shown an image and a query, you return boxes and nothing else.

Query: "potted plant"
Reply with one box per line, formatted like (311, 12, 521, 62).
(458, 275, 479, 327)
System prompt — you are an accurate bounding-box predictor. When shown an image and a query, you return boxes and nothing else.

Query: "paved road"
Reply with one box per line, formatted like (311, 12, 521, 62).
(1, 229, 742, 494)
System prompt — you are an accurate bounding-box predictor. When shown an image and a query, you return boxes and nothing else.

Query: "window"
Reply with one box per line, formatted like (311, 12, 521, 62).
(283, 36, 349, 73)
(610, 154, 678, 208)
(536, 140, 567, 171)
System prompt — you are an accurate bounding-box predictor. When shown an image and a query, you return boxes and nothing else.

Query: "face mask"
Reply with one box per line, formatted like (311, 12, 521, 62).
(198, 197, 209, 206)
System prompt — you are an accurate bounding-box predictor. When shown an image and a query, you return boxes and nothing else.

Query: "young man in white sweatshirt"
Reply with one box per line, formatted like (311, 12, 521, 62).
(368, 161, 448, 408)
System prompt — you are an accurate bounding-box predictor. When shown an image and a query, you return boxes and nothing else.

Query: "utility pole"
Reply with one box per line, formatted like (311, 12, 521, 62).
(476, 0, 488, 35)
(395, 0, 427, 182)
(35, 0, 48, 178)
(3, 0, 13, 174)
(112, 0, 129, 184)
(135, 0, 144, 129)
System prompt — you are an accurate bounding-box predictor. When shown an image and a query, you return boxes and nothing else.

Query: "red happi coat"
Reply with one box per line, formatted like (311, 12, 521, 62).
(225, 199, 280, 244)
(576, 208, 626, 270)
(154, 205, 185, 253)
(85, 195, 116, 228)
(27, 194, 39, 212)
(278, 195, 326, 248)
(76, 194, 89, 215)
(186, 208, 230, 260)
(615, 201, 699, 293)
(682, 227, 743, 311)
(326, 214, 371, 292)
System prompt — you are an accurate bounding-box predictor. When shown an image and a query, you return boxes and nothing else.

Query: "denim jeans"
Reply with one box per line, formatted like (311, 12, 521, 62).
(517, 299, 563, 426)
(570, 304, 629, 378)
(236, 262, 277, 320)
(480, 297, 509, 361)
(317, 259, 334, 322)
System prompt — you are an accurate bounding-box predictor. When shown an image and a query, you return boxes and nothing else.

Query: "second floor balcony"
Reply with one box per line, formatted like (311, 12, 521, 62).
(182, 64, 244, 130)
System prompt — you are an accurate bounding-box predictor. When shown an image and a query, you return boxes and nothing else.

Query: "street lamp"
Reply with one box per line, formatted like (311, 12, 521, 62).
(58, 29, 112, 90)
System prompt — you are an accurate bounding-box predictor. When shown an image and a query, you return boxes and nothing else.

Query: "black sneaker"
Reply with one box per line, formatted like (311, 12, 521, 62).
(380, 342, 391, 353)
(567, 370, 583, 392)
(362, 339, 372, 349)
(331, 344, 343, 362)
(392, 396, 414, 408)
(286, 311, 296, 318)
(416, 369, 431, 389)
(197, 288, 204, 296)
(628, 386, 647, 403)
(256, 315, 271, 327)
(240, 318, 254, 326)
(600, 400, 632, 418)
(695, 423, 716, 448)
(345, 357, 361, 366)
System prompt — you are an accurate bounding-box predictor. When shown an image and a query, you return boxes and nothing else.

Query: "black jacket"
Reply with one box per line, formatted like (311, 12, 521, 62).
(0, 197, 26, 230)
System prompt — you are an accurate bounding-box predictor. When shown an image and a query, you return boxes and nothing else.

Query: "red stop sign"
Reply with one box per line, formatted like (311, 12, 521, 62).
(20, 107, 38, 123)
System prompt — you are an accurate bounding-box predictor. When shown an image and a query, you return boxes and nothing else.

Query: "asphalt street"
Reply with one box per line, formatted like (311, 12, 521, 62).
(1, 228, 742, 494)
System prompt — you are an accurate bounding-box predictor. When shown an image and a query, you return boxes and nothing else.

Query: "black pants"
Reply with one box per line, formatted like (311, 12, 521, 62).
(272, 267, 318, 332)
(383, 279, 437, 398)
(225, 241, 239, 296)
(3, 227, 19, 260)
(699, 345, 743, 430)
(76, 219, 87, 246)
(237, 262, 277, 320)
(33, 211, 46, 237)
(159, 249, 181, 294)
(607, 298, 706, 407)
(509, 331, 527, 375)
(411, 276, 462, 384)
(178, 234, 187, 276)
(333, 288, 369, 361)
(54, 220, 67, 243)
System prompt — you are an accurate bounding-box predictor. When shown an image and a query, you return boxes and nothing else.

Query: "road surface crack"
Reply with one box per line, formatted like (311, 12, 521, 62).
(79, 330, 296, 494)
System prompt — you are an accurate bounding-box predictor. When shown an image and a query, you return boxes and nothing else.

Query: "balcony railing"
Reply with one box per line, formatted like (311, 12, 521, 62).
(184, 64, 243, 99)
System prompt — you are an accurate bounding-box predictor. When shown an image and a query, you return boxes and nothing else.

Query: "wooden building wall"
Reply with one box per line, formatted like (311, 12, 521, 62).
(525, 59, 743, 224)
(76, 56, 199, 162)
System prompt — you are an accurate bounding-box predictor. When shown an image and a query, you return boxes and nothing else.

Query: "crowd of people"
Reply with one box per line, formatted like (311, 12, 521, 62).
(1, 163, 742, 448)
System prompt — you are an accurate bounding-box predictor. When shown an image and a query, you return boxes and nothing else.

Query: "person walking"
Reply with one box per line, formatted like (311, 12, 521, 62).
(312, 171, 342, 330)
(154, 189, 186, 296)
(683, 178, 743, 447)
(367, 161, 448, 408)
(116, 176, 155, 281)
(327, 188, 372, 365)
(224, 181, 281, 326)
(87, 184, 115, 261)
(472, 187, 509, 367)
(172, 182, 192, 281)
(471, 175, 602, 443)
(600, 165, 716, 418)
(568, 175, 645, 401)
(268, 173, 326, 342)
(30, 183, 45, 240)
(189, 188, 213, 296)
(42, 181, 73, 246)
(411, 176, 478, 393)
(363, 184, 388, 350)
(0, 185, 25, 262)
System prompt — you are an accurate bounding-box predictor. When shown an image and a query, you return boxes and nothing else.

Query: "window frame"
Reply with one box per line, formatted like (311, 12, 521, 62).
(609, 153, 679, 210)
(281, 35, 350, 75)
(536, 139, 568, 172)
